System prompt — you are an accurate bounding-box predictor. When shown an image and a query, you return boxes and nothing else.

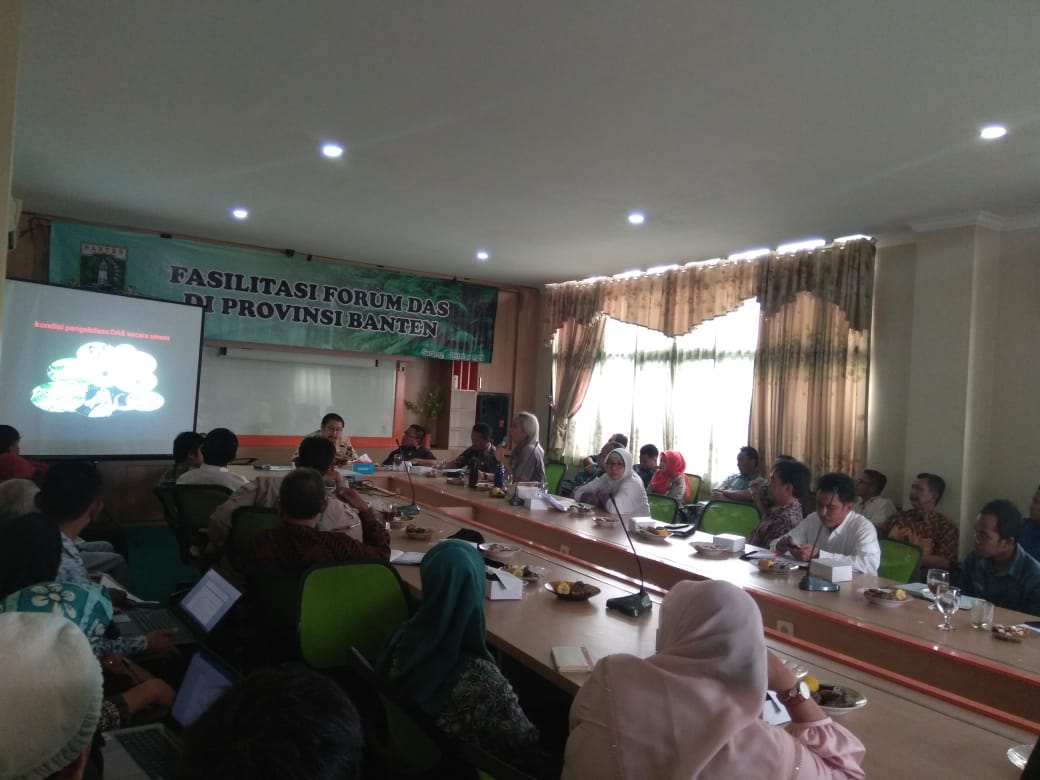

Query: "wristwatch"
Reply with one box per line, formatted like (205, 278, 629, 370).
(777, 681, 811, 706)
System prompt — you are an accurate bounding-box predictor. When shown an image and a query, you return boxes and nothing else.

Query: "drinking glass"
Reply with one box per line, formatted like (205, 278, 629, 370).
(393, 453, 403, 470)
(936, 586, 960, 631)
(970, 600, 994, 629)
(926, 568, 949, 611)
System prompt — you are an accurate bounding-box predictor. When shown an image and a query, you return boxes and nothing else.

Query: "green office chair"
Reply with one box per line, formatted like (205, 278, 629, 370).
(299, 561, 412, 668)
(153, 485, 192, 564)
(172, 484, 233, 567)
(698, 500, 761, 537)
(545, 461, 567, 495)
(878, 539, 923, 583)
(647, 494, 679, 524)
(228, 506, 280, 559)
(685, 474, 703, 502)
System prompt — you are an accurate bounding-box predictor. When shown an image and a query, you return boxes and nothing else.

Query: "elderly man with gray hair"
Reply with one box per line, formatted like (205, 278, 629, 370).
(507, 411, 546, 484)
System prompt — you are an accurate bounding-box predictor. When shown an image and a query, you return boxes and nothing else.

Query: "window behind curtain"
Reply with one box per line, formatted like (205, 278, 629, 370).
(564, 299, 760, 487)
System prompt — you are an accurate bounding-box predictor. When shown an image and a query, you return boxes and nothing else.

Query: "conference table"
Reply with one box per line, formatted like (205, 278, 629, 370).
(377, 495, 1035, 779)
(362, 471, 1040, 729)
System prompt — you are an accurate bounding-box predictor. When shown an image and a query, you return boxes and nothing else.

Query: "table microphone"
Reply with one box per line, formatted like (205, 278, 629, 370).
(396, 441, 421, 517)
(605, 496, 653, 617)
(797, 520, 839, 592)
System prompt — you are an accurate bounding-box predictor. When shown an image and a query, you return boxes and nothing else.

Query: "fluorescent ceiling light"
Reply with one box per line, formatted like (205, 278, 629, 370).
(979, 125, 1007, 140)
(612, 269, 644, 279)
(646, 264, 680, 274)
(728, 248, 770, 261)
(475, 250, 490, 261)
(321, 143, 345, 158)
(627, 211, 646, 225)
(231, 207, 249, 220)
(834, 234, 872, 243)
(777, 238, 826, 254)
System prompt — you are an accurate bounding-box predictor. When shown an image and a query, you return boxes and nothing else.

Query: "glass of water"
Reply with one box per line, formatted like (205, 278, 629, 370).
(393, 453, 403, 470)
(936, 586, 960, 631)
(926, 568, 949, 611)
(970, 600, 994, 629)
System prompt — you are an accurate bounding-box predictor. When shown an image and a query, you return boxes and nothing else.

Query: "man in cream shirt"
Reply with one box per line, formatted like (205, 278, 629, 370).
(773, 472, 881, 575)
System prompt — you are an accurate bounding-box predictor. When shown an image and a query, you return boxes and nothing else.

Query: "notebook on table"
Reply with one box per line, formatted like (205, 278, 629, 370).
(102, 650, 237, 779)
(112, 568, 241, 645)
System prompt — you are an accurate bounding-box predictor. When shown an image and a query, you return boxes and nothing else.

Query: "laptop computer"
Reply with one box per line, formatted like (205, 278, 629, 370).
(102, 650, 237, 779)
(112, 568, 241, 645)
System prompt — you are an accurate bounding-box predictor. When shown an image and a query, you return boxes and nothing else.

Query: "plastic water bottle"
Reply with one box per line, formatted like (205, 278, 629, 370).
(494, 464, 505, 489)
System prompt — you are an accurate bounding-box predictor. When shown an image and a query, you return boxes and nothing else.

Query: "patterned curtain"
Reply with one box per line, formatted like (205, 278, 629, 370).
(548, 315, 606, 459)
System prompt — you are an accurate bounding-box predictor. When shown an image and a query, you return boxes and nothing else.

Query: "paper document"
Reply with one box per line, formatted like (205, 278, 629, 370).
(98, 573, 160, 606)
(390, 549, 425, 565)
(551, 645, 593, 673)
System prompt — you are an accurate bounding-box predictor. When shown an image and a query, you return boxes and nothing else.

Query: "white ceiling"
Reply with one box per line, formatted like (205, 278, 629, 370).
(12, 1, 1040, 286)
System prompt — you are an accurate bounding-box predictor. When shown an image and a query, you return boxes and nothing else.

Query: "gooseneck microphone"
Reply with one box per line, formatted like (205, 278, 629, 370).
(605, 496, 653, 617)
(798, 518, 839, 592)
(395, 440, 421, 517)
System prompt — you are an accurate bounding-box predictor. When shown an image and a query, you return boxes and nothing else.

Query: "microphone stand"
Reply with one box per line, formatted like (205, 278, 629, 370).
(798, 519, 839, 592)
(395, 441, 421, 517)
(605, 497, 653, 617)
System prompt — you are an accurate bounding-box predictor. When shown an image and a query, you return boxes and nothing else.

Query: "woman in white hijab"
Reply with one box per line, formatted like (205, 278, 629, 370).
(563, 580, 866, 779)
(578, 447, 650, 516)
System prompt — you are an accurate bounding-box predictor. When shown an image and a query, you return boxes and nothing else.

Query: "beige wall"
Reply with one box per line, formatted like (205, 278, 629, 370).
(0, 1, 24, 338)
(870, 223, 1040, 554)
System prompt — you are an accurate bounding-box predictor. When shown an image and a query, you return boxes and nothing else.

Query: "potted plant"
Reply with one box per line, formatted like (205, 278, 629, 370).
(404, 387, 444, 444)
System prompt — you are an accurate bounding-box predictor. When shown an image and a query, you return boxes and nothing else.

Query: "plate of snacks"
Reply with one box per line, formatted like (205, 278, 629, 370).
(812, 684, 867, 716)
(545, 580, 601, 601)
(479, 542, 519, 557)
(637, 527, 672, 543)
(861, 587, 910, 607)
(592, 516, 618, 527)
(567, 503, 595, 514)
(388, 516, 411, 529)
(754, 559, 799, 574)
(991, 624, 1030, 643)
(446, 477, 466, 486)
(474, 482, 493, 491)
(503, 564, 547, 585)
(692, 543, 731, 559)
(405, 524, 440, 541)
(488, 486, 508, 498)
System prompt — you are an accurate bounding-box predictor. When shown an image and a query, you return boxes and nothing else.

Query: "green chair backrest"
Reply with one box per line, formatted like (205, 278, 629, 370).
(545, 461, 567, 495)
(647, 494, 679, 524)
(698, 500, 761, 537)
(878, 539, 923, 582)
(685, 474, 703, 501)
(229, 506, 280, 558)
(299, 561, 411, 668)
(173, 484, 233, 531)
(154, 485, 193, 564)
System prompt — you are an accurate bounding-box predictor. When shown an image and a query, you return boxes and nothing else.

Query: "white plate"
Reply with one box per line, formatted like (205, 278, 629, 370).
(479, 542, 519, 557)
(860, 587, 910, 608)
(692, 543, 731, 559)
(814, 685, 867, 716)
(1007, 743, 1032, 770)
(753, 560, 799, 574)
(593, 516, 618, 527)
(637, 529, 672, 543)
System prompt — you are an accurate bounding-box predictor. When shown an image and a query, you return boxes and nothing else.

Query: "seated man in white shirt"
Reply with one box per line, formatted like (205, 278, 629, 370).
(176, 427, 249, 492)
(853, 469, 897, 528)
(773, 471, 881, 575)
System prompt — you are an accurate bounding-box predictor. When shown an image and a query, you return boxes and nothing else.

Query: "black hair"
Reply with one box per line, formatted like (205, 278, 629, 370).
(407, 423, 426, 438)
(172, 431, 205, 463)
(472, 422, 492, 441)
(176, 664, 364, 780)
(279, 469, 325, 520)
(37, 460, 102, 522)
(639, 443, 659, 458)
(321, 413, 345, 428)
(864, 469, 888, 493)
(815, 472, 855, 505)
(916, 472, 946, 503)
(980, 499, 1023, 542)
(0, 514, 63, 598)
(772, 460, 812, 500)
(0, 425, 20, 452)
(297, 436, 336, 473)
(739, 446, 760, 465)
(202, 428, 238, 467)
(610, 433, 629, 448)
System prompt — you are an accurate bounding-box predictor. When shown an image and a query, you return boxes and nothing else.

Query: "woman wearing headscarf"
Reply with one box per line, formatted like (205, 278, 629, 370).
(377, 540, 539, 764)
(507, 411, 546, 484)
(563, 580, 866, 779)
(649, 450, 690, 503)
(578, 448, 651, 516)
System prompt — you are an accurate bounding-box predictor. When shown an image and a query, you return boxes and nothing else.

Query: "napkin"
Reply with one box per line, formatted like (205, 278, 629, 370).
(486, 567, 523, 600)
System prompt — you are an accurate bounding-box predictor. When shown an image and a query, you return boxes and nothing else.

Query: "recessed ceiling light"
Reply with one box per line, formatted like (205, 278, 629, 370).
(627, 211, 646, 225)
(231, 208, 249, 220)
(979, 125, 1007, 140)
(476, 250, 490, 261)
(321, 143, 345, 158)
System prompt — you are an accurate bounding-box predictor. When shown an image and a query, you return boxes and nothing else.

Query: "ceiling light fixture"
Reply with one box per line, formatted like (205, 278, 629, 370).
(321, 143, 345, 158)
(777, 238, 826, 254)
(475, 250, 490, 261)
(231, 207, 249, 220)
(627, 211, 646, 225)
(728, 248, 770, 262)
(834, 234, 873, 243)
(979, 125, 1007, 140)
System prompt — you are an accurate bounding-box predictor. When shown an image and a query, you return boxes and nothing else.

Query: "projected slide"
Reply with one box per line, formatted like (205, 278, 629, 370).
(0, 280, 204, 458)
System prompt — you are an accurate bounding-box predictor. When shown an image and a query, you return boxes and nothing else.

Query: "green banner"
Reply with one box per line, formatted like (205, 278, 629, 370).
(48, 222, 497, 361)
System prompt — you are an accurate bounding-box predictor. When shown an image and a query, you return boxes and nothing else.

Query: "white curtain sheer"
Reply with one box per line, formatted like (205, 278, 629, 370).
(564, 299, 760, 487)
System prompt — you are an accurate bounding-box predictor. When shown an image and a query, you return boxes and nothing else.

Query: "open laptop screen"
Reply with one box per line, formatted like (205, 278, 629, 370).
(178, 568, 241, 633)
(171, 651, 236, 729)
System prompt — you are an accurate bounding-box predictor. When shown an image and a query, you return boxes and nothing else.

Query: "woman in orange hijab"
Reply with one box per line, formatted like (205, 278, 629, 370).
(649, 450, 690, 503)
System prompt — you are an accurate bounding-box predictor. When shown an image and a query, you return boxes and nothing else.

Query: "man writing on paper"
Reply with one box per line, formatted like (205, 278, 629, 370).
(773, 472, 880, 575)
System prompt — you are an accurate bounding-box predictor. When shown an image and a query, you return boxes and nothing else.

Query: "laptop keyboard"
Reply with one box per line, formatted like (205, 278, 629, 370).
(132, 610, 182, 633)
(114, 729, 179, 779)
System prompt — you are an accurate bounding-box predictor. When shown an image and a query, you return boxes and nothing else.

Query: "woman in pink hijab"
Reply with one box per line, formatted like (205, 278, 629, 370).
(649, 450, 690, 503)
(563, 580, 866, 779)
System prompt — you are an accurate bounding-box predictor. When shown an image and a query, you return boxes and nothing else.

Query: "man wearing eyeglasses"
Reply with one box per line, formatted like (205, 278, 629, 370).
(382, 424, 437, 466)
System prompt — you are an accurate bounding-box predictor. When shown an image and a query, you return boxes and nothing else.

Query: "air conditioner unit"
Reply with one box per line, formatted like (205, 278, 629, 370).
(7, 196, 21, 251)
